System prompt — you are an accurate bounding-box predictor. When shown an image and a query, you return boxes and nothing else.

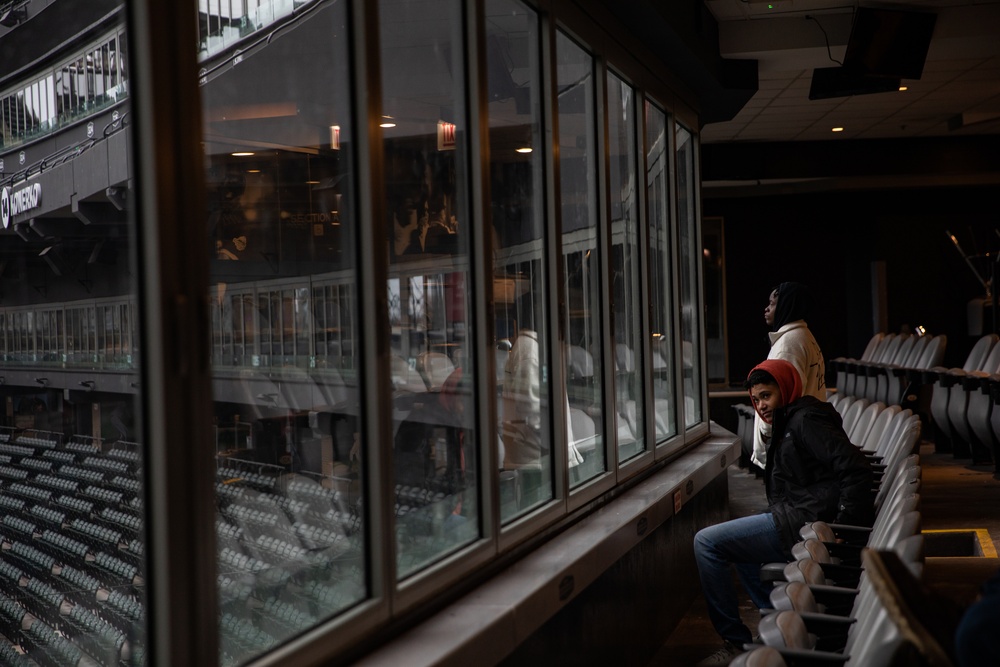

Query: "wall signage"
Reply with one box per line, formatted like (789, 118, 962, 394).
(1, 182, 42, 229)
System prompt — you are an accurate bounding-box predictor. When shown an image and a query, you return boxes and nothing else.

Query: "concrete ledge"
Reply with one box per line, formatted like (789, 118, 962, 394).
(357, 429, 740, 667)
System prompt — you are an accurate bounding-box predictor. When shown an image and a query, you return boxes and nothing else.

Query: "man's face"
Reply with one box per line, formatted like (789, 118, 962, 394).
(764, 289, 778, 327)
(750, 381, 783, 424)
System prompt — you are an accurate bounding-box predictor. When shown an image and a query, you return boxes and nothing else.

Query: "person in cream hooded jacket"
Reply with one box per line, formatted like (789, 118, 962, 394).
(752, 282, 826, 469)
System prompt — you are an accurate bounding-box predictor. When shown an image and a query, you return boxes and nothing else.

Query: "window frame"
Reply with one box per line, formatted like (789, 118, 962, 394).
(124, 0, 713, 664)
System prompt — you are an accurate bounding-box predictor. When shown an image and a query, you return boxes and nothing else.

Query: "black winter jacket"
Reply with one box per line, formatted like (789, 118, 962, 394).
(764, 396, 874, 549)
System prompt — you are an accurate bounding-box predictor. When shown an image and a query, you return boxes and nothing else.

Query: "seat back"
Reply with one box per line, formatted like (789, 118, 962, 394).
(915, 334, 946, 370)
(859, 404, 901, 453)
(756, 610, 815, 650)
(769, 581, 821, 614)
(900, 335, 929, 368)
(860, 333, 885, 362)
(964, 333, 999, 372)
(889, 335, 918, 367)
(848, 401, 885, 447)
(835, 395, 858, 418)
(875, 463, 921, 513)
(871, 409, 915, 457)
(872, 334, 903, 364)
(782, 558, 830, 586)
(840, 398, 871, 437)
(877, 418, 922, 479)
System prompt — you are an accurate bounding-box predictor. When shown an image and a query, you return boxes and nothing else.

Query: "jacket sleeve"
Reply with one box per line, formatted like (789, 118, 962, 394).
(800, 409, 875, 525)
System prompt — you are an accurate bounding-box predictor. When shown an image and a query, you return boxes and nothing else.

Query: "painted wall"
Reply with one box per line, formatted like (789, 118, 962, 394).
(706, 184, 1000, 386)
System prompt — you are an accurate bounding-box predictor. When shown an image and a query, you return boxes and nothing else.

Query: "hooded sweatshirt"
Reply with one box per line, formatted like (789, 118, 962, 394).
(748, 359, 874, 548)
(752, 282, 827, 467)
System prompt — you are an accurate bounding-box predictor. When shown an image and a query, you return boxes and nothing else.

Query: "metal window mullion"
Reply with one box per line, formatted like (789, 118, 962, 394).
(635, 91, 657, 454)
(126, 1, 220, 666)
(690, 133, 709, 434)
(464, 0, 501, 543)
(594, 56, 617, 474)
(539, 5, 568, 503)
(665, 114, 686, 434)
(352, 0, 394, 621)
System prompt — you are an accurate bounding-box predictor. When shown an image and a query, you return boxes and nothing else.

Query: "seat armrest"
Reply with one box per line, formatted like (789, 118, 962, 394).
(940, 369, 966, 388)
(760, 561, 791, 583)
(815, 523, 873, 542)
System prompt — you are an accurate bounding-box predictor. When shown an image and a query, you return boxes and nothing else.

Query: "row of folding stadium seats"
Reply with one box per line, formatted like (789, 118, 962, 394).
(922, 334, 1000, 468)
(832, 331, 1000, 471)
(733, 398, 931, 666)
(0, 437, 144, 666)
(829, 332, 947, 408)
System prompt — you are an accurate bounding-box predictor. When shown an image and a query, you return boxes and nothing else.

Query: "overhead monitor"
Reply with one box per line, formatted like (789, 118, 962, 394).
(808, 66, 901, 100)
(843, 7, 937, 80)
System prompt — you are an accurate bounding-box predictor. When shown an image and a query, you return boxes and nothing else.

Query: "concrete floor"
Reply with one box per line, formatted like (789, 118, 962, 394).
(649, 440, 1000, 666)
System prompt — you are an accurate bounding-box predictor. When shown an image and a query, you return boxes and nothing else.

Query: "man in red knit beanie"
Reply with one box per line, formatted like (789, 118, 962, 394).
(693, 359, 873, 665)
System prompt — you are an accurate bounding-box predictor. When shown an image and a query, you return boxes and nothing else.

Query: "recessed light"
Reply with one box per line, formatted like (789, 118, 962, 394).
(831, 127, 844, 132)
(232, 152, 254, 156)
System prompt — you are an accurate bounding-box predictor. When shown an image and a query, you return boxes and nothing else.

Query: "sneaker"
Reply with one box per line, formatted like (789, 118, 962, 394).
(695, 641, 744, 666)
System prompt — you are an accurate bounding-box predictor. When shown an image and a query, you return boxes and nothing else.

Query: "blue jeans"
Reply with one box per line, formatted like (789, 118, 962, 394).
(693, 513, 790, 645)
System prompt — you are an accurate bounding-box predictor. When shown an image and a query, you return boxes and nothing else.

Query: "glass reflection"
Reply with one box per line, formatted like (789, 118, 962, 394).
(607, 73, 645, 462)
(487, 0, 564, 521)
(0, 2, 145, 664)
(676, 124, 703, 428)
(380, 0, 480, 578)
(644, 101, 677, 442)
(198, 1, 366, 663)
(556, 32, 606, 486)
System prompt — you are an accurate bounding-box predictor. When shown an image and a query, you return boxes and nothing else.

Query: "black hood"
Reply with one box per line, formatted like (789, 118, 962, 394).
(772, 282, 814, 332)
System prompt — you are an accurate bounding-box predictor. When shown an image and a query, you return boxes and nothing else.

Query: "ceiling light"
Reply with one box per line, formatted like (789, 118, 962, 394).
(515, 147, 533, 154)
(246, 169, 261, 173)
(898, 86, 908, 92)
(232, 152, 254, 157)
(831, 127, 844, 132)
(306, 180, 320, 185)
(380, 122, 396, 128)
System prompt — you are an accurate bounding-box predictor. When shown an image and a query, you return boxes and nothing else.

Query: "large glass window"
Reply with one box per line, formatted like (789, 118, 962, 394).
(556, 31, 606, 487)
(607, 72, 645, 462)
(0, 5, 146, 666)
(487, 0, 561, 521)
(676, 123, 704, 428)
(198, 1, 365, 663)
(645, 101, 677, 441)
(380, 0, 479, 579)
